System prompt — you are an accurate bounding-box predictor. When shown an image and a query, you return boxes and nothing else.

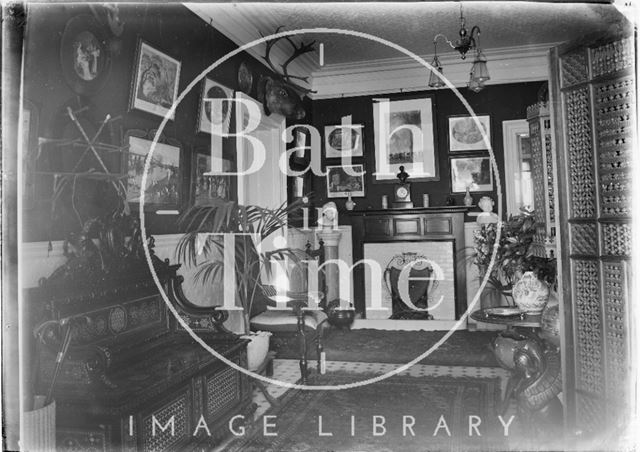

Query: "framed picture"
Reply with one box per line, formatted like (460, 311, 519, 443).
(294, 127, 309, 159)
(448, 115, 491, 152)
(373, 97, 438, 182)
(197, 78, 233, 135)
(124, 131, 181, 209)
(324, 124, 364, 158)
(60, 14, 112, 96)
(130, 40, 181, 120)
(21, 100, 39, 209)
(192, 152, 233, 206)
(450, 155, 494, 192)
(237, 61, 253, 95)
(293, 176, 305, 198)
(326, 164, 365, 198)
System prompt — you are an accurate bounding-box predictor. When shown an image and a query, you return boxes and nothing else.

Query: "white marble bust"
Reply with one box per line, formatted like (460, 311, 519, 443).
(319, 201, 338, 230)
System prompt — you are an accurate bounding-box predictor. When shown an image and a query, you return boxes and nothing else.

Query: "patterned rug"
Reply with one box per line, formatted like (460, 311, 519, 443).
(224, 373, 509, 452)
(274, 329, 498, 367)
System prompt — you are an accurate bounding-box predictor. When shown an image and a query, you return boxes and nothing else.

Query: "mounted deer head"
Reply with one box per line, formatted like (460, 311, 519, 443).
(257, 27, 315, 120)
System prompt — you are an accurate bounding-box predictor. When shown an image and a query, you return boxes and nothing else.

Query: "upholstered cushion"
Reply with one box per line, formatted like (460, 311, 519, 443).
(250, 309, 328, 333)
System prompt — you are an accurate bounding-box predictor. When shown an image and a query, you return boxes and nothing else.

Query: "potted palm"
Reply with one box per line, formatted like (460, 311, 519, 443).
(472, 209, 537, 307)
(175, 197, 307, 369)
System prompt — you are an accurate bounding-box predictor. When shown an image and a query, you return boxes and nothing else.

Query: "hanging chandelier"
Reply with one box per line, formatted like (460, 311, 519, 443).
(428, 3, 490, 92)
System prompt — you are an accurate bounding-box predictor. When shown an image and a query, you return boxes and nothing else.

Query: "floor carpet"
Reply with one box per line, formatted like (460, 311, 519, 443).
(274, 329, 498, 367)
(224, 372, 508, 452)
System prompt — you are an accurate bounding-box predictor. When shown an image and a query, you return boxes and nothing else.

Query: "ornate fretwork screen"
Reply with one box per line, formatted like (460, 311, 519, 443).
(551, 33, 634, 439)
(527, 101, 557, 257)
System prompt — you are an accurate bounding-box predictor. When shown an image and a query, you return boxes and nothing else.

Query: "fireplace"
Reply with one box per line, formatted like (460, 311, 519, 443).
(344, 206, 469, 320)
(364, 241, 455, 320)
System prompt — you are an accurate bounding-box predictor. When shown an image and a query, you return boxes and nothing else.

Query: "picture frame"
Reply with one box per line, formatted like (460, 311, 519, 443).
(130, 39, 181, 120)
(294, 127, 309, 159)
(123, 130, 182, 210)
(448, 115, 491, 152)
(373, 97, 438, 182)
(324, 124, 364, 158)
(237, 61, 253, 95)
(293, 176, 305, 198)
(326, 164, 365, 198)
(60, 14, 112, 96)
(450, 155, 494, 192)
(197, 78, 234, 135)
(21, 100, 39, 209)
(192, 151, 233, 206)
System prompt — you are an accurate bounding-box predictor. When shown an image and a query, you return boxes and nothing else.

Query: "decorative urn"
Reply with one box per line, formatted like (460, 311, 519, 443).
(512, 271, 550, 314)
(345, 192, 356, 211)
(326, 299, 355, 329)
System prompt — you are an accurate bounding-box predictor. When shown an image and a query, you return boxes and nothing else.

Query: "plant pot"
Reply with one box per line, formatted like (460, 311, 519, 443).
(23, 396, 56, 452)
(513, 271, 550, 314)
(242, 331, 272, 371)
(326, 299, 355, 329)
(480, 287, 503, 309)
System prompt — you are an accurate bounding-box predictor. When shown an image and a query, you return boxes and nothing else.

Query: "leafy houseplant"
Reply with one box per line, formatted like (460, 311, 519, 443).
(524, 255, 558, 292)
(472, 209, 537, 304)
(176, 197, 307, 334)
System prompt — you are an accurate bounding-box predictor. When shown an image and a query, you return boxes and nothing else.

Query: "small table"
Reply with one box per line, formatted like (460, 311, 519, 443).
(470, 308, 542, 329)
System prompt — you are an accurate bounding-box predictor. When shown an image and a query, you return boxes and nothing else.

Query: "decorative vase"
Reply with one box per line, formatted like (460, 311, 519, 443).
(512, 271, 550, 314)
(345, 192, 356, 211)
(242, 331, 272, 371)
(464, 187, 473, 206)
(326, 299, 355, 329)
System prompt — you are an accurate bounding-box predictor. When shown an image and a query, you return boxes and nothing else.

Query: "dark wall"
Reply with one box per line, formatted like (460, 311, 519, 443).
(311, 82, 545, 221)
(22, 4, 276, 241)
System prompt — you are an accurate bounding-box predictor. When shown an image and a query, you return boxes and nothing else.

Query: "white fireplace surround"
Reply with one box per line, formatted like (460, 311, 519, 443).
(363, 241, 455, 321)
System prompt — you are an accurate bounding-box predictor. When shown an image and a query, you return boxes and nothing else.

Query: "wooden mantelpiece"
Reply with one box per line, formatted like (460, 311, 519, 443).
(343, 206, 470, 319)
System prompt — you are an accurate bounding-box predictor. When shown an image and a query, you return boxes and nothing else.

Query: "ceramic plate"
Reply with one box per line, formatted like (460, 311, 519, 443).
(484, 307, 523, 317)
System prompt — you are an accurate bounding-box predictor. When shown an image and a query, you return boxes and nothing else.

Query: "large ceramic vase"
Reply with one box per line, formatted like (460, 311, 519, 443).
(242, 331, 272, 371)
(512, 271, 550, 314)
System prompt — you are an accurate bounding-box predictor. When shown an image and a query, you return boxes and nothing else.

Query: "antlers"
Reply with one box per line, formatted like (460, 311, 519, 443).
(262, 26, 316, 85)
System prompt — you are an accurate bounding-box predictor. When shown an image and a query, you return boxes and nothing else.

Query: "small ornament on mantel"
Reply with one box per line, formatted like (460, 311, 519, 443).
(392, 165, 413, 208)
(464, 185, 474, 207)
(345, 192, 356, 211)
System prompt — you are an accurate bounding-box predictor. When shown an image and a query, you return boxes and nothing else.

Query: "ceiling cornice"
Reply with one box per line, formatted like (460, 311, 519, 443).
(309, 43, 558, 99)
(187, 4, 558, 99)
(186, 4, 315, 87)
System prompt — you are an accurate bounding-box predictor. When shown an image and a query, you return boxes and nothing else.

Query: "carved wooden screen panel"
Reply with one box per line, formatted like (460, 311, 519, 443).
(552, 34, 634, 439)
(527, 101, 557, 257)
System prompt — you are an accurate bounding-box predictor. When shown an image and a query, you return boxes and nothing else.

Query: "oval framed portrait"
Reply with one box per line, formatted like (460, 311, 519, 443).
(197, 78, 233, 134)
(237, 61, 253, 95)
(60, 14, 111, 96)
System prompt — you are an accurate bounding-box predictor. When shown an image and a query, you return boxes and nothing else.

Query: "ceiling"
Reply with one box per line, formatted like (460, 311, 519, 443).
(189, 1, 631, 68)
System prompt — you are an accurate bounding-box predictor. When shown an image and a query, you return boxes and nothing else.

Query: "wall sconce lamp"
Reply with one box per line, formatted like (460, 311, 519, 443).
(428, 3, 490, 92)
